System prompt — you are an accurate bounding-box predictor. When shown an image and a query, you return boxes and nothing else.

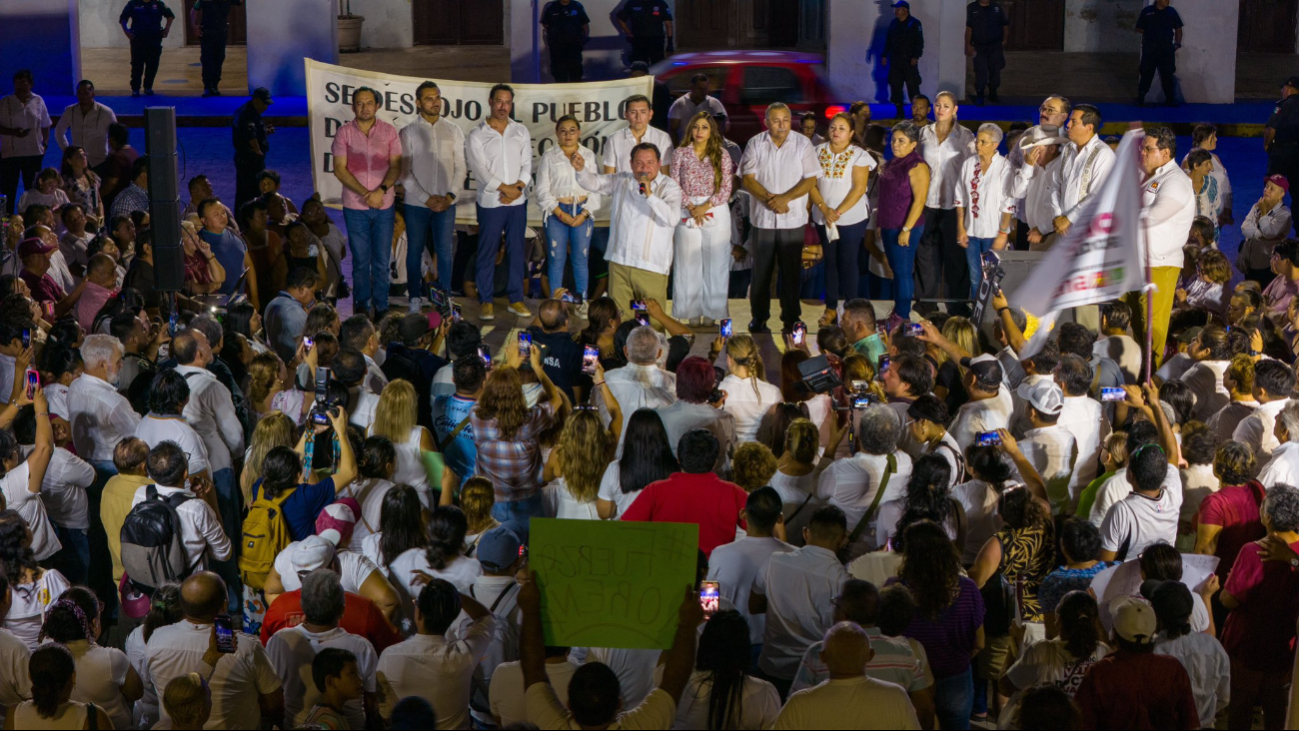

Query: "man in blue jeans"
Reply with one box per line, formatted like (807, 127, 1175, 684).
(400, 81, 466, 311)
(332, 87, 403, 320)
(466, 84, 533, 322)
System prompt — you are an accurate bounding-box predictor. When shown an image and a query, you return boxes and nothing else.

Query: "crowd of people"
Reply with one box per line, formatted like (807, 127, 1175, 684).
(3, 2, 1299, 725)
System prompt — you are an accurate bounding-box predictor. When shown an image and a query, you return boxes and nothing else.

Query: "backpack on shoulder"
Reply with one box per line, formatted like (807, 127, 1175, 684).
(120, 485, 196, 594)
(239, 485, 296, 591)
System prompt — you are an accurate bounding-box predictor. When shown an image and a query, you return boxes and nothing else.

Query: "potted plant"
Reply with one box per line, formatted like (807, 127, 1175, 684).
(338, 0, 364, 53)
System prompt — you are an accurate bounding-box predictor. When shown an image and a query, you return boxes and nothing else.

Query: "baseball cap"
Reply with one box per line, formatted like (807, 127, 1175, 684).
(907, 394, 950, 427)
(1110, 595, 1157, 644)
(17, 237, 56, 259)
(252, 87, 274, 104)
(893, 0, 910, 7)
(1176, 326, 1203, 345)
(399, 313, 432, 345)
(289, 535, 337, 575)
(1018, 378, 1064, 416)
(476, 526, 524, 572)
(1268, 174, 1291, 194)
(315, 497, 361, 547)
(966, 353, 1003, 387)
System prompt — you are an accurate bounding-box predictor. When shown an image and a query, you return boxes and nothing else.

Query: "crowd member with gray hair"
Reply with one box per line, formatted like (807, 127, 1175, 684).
(265, 569, 379, 730)
(739, 102, 822, 334)
(68, 333, 140, 472)
(596, 324, 676, 443)
(954, 121, 1014, 301)
(817, 404, 915, 547)
(1256, 401, 1299, 488)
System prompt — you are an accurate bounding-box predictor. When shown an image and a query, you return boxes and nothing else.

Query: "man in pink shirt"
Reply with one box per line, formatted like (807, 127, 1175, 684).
(331, 87, 402, 320)
(74, 253, 119, 332)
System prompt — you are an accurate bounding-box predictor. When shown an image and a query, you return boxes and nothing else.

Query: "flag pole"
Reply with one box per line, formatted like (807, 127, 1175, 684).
(1142, 212, 1154, 384)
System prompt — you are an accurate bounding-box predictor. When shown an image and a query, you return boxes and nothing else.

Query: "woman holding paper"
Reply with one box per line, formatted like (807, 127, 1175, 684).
(670, 111, 733, 325)
(535, 114, 601, 307)
(810, 112, 875, 327)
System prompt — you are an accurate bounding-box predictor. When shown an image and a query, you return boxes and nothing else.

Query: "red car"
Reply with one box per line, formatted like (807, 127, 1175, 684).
(649, 51, 842, 146)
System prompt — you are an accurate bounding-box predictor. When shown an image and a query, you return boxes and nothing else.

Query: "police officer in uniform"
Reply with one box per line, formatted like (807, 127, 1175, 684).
(1135, 0, 1183, 105)
(190, 0, 242, 97)
(617, 0, 674, 67)
(883, 0, 924, 120)
(966, 0, 1009, 105)
(232, 88, 273, 214)
(119, 0, 175, 97)
(1267, 77, 1299, 207)
(541, 0, 590, 82)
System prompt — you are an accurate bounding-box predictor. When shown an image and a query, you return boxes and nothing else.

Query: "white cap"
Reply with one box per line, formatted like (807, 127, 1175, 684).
(1019, 378, 1064, 416)
(288, 535, 336, 576)
(1110, 596, 1157, 644)
(1018, 124, 1068, 150)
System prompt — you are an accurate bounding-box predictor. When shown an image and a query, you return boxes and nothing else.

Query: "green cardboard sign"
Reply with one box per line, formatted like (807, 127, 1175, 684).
(530, 518, 699, 650)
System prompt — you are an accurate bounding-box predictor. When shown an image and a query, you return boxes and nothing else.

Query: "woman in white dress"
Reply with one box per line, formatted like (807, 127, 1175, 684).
(670, 111, 734, 325)
(810, 112, 875, 327)
(544, 408, 614, 520)
(369, 379, 440, 507)
(719, 334, 782, 444)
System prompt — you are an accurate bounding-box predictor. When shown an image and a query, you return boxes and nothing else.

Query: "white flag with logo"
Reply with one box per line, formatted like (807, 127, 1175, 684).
(1013, 129, 1147, 356)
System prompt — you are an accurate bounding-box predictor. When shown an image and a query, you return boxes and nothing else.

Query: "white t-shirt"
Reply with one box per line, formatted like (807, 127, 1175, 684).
(753, 545, 849, 679)
(490, 659, 580, 727)
(65, 640, 133, 731)
(339, 477, 395, 553)
(719, 374, 783, 444)
(1099, 485, 1182, 559)
(145, 620, 282, 729)
(706, 535, 796, 644)
(0, 628, 31, 712)
(273, 545, 379, 594)
(952, 479, 1003, 566)
(134, 413, 212, 476)
(389, 548, 483, 598)
(772, 676, 920, 730)
(1, 462, 60, 561)
(668, 95, 727, 139)
(596, 461, 642, 519)
(6, 568, 69, 651)
(376, 617, 497, 730)
(654, 667, 781, 730)
(26, 446, 95, 531)
(950, 393, 1012, 452)
(545, 478, 602, 520)
(124, 625, 158, 730)
(580, 646, 661, 709)
(267, 625, 378, 730)
(386, 425, 433, 501)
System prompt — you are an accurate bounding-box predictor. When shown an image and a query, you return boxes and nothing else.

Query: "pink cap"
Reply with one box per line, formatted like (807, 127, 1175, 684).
(315, 497, 361, 547)
(1268, 174, 1290, 194)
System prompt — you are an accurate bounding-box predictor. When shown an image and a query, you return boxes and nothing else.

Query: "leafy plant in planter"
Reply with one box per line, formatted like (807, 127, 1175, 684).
(338, 0, 364, 53)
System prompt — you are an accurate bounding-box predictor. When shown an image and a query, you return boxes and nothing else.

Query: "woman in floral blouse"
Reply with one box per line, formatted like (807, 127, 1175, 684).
(59, 146, 104, 229)
(810, 112, 875, 326)
(670, 111, 733, 325)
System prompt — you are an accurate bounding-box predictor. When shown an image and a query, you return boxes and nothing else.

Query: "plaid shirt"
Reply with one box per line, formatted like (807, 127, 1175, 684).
(469, 402, 555, 503)
(110, 182, 150, 219)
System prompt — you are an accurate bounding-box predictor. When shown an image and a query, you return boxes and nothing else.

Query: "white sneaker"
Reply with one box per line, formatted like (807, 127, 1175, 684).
(407, 297, 424, 314)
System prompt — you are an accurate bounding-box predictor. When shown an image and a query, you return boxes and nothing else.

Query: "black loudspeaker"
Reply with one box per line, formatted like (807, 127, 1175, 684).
(144, 107, 185, 292)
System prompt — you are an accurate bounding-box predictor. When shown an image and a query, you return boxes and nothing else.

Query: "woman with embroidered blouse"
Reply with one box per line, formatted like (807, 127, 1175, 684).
(810, 112, 875, 327)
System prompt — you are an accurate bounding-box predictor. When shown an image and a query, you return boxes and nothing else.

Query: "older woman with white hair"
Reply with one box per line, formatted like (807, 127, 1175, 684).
(955, 122, 1016, 300)
(816, 404, 915, 551)
(67, 333, 140, 472)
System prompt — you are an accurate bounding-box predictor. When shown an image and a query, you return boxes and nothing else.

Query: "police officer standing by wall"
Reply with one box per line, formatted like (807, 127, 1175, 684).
(1135, 0, 1183, 106)
(541, 0, 590, 82)
(1266, 77, 1299, 209)
(233, 88, 273, 213)
(617, 0, 674, 67)
(883, 1, 924, 120)
(965, 0, 1009, 105)
(119, 0, 175, 97)
(190, 0, 242, 97)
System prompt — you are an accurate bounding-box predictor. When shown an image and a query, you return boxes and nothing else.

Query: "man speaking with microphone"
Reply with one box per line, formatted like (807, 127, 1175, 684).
(571, 142, 682, 322)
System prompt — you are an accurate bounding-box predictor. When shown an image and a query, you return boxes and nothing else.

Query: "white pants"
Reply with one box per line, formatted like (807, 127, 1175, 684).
(672, 197, 732, 320)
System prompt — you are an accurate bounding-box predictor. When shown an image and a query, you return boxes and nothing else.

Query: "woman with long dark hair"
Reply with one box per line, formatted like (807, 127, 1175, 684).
(125, 581, 182, 729)
(671, 111, 734, 325)
(998, 591, 1109, 724)
(578, 296, 622, 370)
(596, 409, 678, 519)
(5, 644, 112, 730)
(389, 505, 481, 599)
(39, 586, 143, 730)
(877, 453, 963, 551)
(362, 483, 428, 574)
(896, 519, 985, 730)
(668, 610, 780, 729)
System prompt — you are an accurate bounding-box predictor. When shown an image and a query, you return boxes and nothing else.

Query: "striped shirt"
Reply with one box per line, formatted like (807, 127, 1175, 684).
(897, 576, 985, 679)
(790, 627, 931, 694)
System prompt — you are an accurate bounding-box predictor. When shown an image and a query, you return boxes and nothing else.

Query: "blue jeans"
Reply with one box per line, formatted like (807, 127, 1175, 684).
(49, 525, 89, 585)
(491, 492, 544, 537)
(343, 207, 396, 312)
(476, 203, 527, 305)
(881, 223, 925, 319)
(404, 203, 457, 295)
(545, 208, 593, 298)
(964, 236, 997, 300)
(933, 668, 974, 731)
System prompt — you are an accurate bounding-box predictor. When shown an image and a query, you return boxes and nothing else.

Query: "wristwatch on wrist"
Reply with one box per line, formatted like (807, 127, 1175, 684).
(902, 226, 912, 232)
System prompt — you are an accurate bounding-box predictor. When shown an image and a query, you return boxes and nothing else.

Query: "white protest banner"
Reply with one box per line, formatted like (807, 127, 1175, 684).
(305, 58, 652, 225)
(1012, 129, 1148, 356)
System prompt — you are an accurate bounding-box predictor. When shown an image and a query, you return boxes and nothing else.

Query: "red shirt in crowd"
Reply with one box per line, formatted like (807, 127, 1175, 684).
(620, 471, 748, 557)
(1073, 649, 1200, 730)
(260, 589, 403, 653)
(1220, 537, 1299, 673)
(1195, 480, 1267, 582)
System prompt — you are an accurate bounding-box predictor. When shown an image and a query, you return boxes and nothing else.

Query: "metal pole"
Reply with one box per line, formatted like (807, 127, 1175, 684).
(532, 0, 541, 83)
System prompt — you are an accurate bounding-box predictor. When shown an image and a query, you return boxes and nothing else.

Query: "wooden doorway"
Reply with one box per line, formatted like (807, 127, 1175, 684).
(1239, 0, 1298, 53)
(1002, 0, 1065, 51)
(413, 0, 504, 45)
(181, 0, 247, 45)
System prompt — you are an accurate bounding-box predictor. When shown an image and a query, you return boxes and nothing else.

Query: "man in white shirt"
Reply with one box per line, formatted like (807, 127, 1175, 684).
(1006, 123, 1066, 250)
(69, 334, 142, 473)
(376, 577, 496, 729)
(1052, 104, 1115, 237)
(596, 326, 675, 443)
(818, 405, 914, 545)
(668, 73, 727, 142)
(1207, 355, 1259, 443)
(172, 325, 244, 545)
(1125, 126, 1196, 366)
(1099, 439, 1182, 561)
(1009, 347, 1058, 438)
(1178, 324, 1232, 421)
(602, 94, 673, 176)
(1234, 358, 1294, 465)
(0, 70, 52, 217)
(267, 570, 380, 730)
(13, 405, 96, 585)
(465, 83, 532, 321)
(1055, 354, 1109, 505)
(1018, 379, 1079, 515)
(400, 81, 465, 309)
(750, 505, 851, 695)
(1095, 301, 1144, 385)
(53, 80, 118, 168)
(774, 622, 921, 730)
(339, 315, 389, 395)
(573, 140, 682, 318)
(490, 647, 579, 727)
(1257, 402, 1299, 489)
(707, 487, 795, 648)
(131, 441, 232, 572)
(740, 102, 821, 333)
(146, 572, 284, 729)
(949, 357, 1012, 451)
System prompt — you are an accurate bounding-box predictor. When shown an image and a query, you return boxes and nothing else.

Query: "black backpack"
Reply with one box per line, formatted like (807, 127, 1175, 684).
(120, 485, 196, 594)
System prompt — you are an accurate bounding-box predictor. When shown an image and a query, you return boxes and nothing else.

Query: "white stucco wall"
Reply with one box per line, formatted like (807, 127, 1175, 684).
(826, 0, 963, 105)
(1152, 0, 1236, 104)
(347, 0, 413, 50)
(247, 0, 338, 96)
(78, 0, 188, 49)
(1064, 0, 1143, 52)
(511, 0, 676, 84)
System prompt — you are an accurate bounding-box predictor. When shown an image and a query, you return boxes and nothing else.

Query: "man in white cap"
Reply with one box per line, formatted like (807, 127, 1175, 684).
(1074, 596, 1199, 730)
(949, 355, 1012, 452)
(1006, 123, 1066, 251)
(1016, 378, 1078, 514)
